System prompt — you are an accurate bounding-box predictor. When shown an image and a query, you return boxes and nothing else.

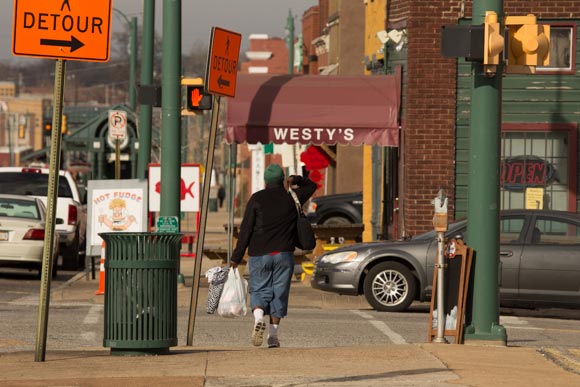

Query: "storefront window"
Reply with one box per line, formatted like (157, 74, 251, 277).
(501, 129, 571, 211)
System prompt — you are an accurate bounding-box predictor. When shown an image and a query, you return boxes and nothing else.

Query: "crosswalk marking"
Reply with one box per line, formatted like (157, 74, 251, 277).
(350, 310, 407, 345)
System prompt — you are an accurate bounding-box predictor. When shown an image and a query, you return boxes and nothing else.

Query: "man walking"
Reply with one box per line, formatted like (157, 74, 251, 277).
(230, 164, 316, 348)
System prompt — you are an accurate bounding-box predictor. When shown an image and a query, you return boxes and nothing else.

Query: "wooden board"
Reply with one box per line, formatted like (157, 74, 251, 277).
(427, 239, 473, 344)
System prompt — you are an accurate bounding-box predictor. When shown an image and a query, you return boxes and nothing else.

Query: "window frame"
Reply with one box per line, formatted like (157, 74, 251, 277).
(536, 22, 577, 75)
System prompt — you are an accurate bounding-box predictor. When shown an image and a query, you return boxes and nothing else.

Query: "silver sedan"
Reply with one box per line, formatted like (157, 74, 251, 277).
(311, 210, 580, 312)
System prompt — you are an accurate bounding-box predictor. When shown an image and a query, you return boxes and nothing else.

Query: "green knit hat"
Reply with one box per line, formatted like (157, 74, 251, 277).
(264, 164, 285, 184)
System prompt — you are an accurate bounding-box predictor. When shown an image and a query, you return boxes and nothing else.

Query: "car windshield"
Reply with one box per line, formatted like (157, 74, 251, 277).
(411, 220, 467, 241)
(0, 198, 40, 219)
(0, 172, 73, 198)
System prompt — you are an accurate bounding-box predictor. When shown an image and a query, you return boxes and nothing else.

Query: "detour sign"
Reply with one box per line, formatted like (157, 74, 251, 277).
(205, 27, 242, 98)
(12, 0, 112, 62)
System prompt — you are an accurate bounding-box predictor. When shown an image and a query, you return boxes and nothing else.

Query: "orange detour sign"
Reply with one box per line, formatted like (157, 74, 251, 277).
(205, 27, 242, 98)
(12, 0, 112, 62)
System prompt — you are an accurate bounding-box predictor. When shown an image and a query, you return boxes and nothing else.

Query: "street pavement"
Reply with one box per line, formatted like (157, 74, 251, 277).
(1, 208, 580, 386)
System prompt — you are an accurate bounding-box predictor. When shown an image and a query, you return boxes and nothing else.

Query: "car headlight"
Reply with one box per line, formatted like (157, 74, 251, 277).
(318, 251, 359, 264)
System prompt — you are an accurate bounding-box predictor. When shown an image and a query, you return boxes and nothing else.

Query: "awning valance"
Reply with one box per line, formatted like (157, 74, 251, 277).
(225, 69, 401, 146)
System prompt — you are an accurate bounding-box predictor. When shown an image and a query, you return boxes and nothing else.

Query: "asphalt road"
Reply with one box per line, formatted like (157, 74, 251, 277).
(1, 271, 579, 353)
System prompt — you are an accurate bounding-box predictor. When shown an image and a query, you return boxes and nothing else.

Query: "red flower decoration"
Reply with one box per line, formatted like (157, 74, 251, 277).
(300, 146, 330, 171)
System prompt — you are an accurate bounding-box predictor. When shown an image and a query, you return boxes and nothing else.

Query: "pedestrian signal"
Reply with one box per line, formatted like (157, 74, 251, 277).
(186, 85, 213, 111)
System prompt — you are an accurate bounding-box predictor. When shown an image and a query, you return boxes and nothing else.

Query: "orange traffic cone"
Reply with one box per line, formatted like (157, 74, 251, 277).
(95, 241, 105, 295)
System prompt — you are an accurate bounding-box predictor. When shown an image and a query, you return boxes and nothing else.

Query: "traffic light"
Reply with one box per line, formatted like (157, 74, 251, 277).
(483, 11, 504, 74)
(505, 14, 550, 73)
(186, 85, 213, 111)
(43, 119, 52, 132)
(61, 114, 68, 134)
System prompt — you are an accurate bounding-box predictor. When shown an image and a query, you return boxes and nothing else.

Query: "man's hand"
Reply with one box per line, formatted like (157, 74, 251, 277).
(229, 261, 238, 269)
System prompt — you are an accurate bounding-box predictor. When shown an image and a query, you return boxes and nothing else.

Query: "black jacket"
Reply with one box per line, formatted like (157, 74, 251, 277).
(231, 176, 317, 264)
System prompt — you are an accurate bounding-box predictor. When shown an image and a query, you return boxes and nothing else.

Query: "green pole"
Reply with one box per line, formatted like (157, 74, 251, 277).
(129, 17, 138, 111)
(137, 0, 155, 179)
(160, 0, 181, 218)
(463, 0, 507, 344)
(286, 10, 294, 74)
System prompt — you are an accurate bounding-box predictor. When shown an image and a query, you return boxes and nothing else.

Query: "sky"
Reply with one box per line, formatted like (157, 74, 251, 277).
(0, 0, 316, 62)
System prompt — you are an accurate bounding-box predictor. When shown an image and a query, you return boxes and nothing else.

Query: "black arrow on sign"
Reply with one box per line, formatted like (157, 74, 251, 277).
(40, 36, 85, 52)
(217, 75, 230, 88)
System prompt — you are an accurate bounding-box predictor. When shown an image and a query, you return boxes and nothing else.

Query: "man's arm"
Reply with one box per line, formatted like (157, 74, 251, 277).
(290, 175, 317, 204)
(230, 196, 256, 266)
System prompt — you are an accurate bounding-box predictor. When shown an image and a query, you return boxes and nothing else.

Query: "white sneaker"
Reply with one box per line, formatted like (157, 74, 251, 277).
(251, 320, 266, 346)
(267, 336, 280, 348)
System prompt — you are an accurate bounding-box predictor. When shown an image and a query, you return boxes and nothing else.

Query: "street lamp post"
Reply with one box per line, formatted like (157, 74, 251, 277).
(113, 8, 138, 111)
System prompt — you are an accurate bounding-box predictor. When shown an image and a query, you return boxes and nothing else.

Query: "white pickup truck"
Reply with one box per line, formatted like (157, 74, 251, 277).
(0, 167, 86, 270)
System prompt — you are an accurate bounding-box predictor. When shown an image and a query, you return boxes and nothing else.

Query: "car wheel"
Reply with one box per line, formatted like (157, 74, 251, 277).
(61, 230, 80, 270)
(363, 262, 416, 312)
(322, 216, 351, 226)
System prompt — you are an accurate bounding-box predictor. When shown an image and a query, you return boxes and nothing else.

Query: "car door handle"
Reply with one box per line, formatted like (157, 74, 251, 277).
(499, 250, 513, 257)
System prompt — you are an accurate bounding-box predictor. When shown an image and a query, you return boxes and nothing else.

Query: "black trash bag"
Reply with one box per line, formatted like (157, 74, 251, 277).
(205, 266, 229, 314)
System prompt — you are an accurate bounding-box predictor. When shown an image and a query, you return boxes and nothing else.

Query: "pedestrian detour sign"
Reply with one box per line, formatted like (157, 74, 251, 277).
(12, 0, 112, 62)
(205, 27, 242, 98)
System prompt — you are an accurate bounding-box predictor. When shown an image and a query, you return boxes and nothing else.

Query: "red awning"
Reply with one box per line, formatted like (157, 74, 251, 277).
(225, 69, 401, 146)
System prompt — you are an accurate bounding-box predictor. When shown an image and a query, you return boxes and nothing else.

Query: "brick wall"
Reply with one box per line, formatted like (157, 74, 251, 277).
(302, 6, 320, 74)
(465, 2, 580, 18)
(399, 1, 462, 235)
(240, 37, 289, 74)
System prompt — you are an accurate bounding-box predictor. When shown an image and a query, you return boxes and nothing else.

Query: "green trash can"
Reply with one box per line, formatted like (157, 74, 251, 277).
(99, 232, 182, 356)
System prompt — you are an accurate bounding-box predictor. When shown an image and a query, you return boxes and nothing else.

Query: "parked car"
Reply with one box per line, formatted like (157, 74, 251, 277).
(0, 194, 59, 278)
(305, 192, 363, 225)
(0, 167, 86, 270)
(311, 210, 580, 312)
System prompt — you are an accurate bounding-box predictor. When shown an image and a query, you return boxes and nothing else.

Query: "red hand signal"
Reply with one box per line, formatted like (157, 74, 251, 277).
(190, 88, 203, 107)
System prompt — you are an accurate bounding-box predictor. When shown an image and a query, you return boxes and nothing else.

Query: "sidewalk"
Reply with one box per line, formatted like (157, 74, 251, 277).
(2, 209, 580, 386)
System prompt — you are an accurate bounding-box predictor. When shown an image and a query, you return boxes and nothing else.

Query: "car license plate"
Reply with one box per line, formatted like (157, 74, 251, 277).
(0, 231, 8, 241)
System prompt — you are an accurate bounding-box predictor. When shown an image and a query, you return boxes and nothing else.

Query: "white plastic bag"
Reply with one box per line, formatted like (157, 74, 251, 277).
(217, 267, 248, 318)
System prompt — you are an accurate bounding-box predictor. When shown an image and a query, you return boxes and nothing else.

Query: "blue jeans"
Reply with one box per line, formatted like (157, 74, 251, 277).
(248, 251, 294, 318)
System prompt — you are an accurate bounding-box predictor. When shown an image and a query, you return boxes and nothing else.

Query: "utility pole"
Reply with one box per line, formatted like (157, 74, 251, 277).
(137, 0, 155, 179)
(160, 0, 181, 219)
(286, 10, 294, 74)
(463, 0, 507, 344)
(112, 9, 138, 111)
(129, 17, 138, 111)
(286, 10, 298, 173)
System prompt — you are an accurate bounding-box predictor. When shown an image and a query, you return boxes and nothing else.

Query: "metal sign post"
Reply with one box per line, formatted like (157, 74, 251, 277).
(12, 0, 114, 362)
(187, 26, 241, 346)
(187, 95, 221, 345)
(432, 189, 449, 344)
(35, 59, 66, 362)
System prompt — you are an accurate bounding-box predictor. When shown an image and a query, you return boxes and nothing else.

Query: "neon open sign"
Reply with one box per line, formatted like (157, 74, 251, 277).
(501, 155, 555, 191)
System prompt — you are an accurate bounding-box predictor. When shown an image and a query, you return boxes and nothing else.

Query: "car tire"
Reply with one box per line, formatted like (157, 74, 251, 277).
(322, 216, 351, 226)
(363, 262, 416, 312)
(61, 230, 80, 270)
